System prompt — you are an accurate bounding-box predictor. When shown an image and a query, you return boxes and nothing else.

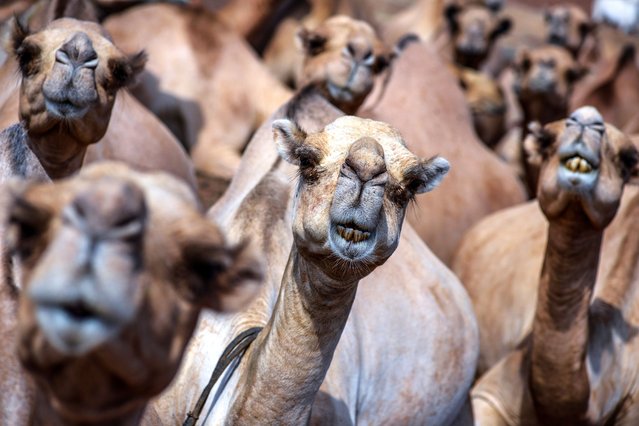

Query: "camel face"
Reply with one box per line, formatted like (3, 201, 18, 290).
(525, 106, 639, 229)
(545, 5, 593, 57)
(445, 4, 511, 69)
(274, 116, 449, 280)
(514, 46, 584, 119)
(296, 16, 388, 114)
(457, 67, 506, 147)
(6, 163, 260, 417)
(12, 18, 145, 145)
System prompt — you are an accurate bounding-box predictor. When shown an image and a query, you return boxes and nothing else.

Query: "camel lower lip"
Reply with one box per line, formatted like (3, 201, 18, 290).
(35, 305, 118, 355)
(45, 99, 89, 119)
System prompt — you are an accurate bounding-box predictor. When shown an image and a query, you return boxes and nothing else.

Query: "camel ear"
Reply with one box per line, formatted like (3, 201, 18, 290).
(619, 144, 639, 185)
(296, 27, 327, 56)
(107, 50, 147, 89)
(403, 156, 450, 194)
(524, 121, 555, 166)
(11, 18, 41, 77)
(444, 4, 461, 34)
(179, 233, 262, 313)
(273, 119, 323, 169)
(490, 17, 511, 41)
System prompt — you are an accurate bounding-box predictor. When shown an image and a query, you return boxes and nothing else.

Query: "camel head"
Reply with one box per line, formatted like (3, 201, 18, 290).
(544, 4, 595, 58)
(513, 45, 585, 124)
(6, 162, 261, 422)
(456, 66, 506, 147)
(11, 17, 145, 145)
(296, 15, 389, 114)
(444, 2, 511, 69)
(525, 106, 639, 229)
(273, 116, 449, 281)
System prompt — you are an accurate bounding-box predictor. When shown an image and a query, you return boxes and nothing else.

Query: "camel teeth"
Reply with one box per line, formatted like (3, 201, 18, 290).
(579, 158, 592, 173)
(336, 225, 371, 243)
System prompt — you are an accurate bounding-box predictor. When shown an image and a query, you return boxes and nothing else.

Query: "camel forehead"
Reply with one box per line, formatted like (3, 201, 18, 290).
(530, 46, 573, 63)
(315, 116, 416, 174)
(321, 17, 379, 47)
(28, 19, 118, 55)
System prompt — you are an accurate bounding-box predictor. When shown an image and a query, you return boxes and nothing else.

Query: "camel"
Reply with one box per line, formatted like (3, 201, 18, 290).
(453, 106, 639, 413)
(495, 44, 586, 196)
(103, 3, 292, 187)
(453, 65, 506, 147)
(0, 161, 262, 425)
(469, 106, 639, 424)
(544, 4, 595, 60)
(0, 17, 196, 189)
(152, 83, 479, 424)
(360, 39, 526, 265)
(441, 0, 511, 70)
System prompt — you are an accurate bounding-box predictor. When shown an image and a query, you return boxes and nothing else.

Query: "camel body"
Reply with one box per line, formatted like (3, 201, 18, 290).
(152, 89, 478, 425)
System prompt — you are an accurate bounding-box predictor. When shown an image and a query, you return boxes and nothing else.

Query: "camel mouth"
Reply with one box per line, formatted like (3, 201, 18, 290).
(327, 81, 356, 102)
(562, 155, 594, 174)
(45, 99, 90, 120)
(329, 221, 376, 261)
(335, 224, 371, 243)
(34, 299, 120, 356)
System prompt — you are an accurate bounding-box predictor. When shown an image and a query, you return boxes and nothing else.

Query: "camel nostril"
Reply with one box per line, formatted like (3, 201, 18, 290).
(55, 50, 71, 65)
(59, 32, 98, 68)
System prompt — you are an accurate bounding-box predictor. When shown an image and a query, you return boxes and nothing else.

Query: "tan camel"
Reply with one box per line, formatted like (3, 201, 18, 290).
(453, 65, 506, 147)
(468, 107, 639, 424)
(496, 44, 585, 195)
(152, 85, 479, 424)
(360, 39, 526, 265)
(453, 106, 639, 406)
(544, 4, 595, 60)
(103, 3, 292, 184)
(440, 1, 511, 70)
(0, 17, 195, 189)
(0, 162, 262, 425)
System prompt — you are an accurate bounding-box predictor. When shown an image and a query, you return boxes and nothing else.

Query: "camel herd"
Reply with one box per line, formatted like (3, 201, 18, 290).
(0, 0, 638, 424)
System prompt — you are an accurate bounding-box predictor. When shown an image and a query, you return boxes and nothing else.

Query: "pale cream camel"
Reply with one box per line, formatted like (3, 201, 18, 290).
(103, 3, 292, 183)
(0, 162, 262, 425)
(453, 108, 639, 424)
(360, 40, 526, 265)
(0, 17, 196, 189)
(152, 85, 479, 425)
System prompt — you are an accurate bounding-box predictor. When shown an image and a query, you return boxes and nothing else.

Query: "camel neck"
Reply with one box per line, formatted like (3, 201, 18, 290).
(530, 209, 603, 423)
(229, 246, 358, 423)
(26, 130, 87, 179)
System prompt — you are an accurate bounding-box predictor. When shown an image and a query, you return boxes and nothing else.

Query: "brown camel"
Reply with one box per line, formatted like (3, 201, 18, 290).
(360, 39, 526, 265)
(469, 107, 639, 424)
(0, 162, 262, 425)
(453, 108, 639, 423)
(544, 4, 596, 60)
(496, 44, 586, 195)
(103, 3, 292, 185)
(0, 17, 195, 189)
(453, 65, 507, 147)
(152, 83, 479, 424)
(441, 1, 511, 70)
